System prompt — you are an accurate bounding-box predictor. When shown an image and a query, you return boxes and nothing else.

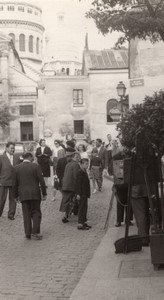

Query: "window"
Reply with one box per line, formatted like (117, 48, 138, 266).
(66, 68, 70, 75)
(19, 105, 33, 115)
(8, 6, 14, 11)
(29, 35, 33, 52)
(0, 6, 3, 11)
(18, 6, 24, 12)
(20, 122, 33, 141)
(9, 33, 15, 46)
(27, 8, 32, 14)
(36, 37, 39, 54)
(74, 120, 84, 134)
(19, 34, 25, 51)
(106, 99, 121, 123)
(73, 89, 83, 105)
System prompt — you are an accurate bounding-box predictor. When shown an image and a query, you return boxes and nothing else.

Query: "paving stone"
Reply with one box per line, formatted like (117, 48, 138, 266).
(0, 177, 113, 299)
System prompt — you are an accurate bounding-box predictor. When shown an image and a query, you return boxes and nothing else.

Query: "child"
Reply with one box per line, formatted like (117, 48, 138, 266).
(76, 159, 91, 230)
(89, 148, 102, 193)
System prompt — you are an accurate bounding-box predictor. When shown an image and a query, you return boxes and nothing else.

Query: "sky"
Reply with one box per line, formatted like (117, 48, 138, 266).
(36, 0, 120, 61)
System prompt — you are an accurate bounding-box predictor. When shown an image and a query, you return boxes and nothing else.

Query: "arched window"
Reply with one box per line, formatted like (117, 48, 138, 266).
(9, 33, 15, 46)
(19, 34, 25, 51)
(29, 35, 33, 53)
(36, 37, 39, 54)
(107, 99, 121, 123)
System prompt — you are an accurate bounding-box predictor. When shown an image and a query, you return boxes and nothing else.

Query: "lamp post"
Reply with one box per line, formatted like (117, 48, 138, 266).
(116, 81, 126, 116)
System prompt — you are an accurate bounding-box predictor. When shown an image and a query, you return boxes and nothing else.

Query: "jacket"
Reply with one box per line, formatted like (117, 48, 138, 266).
(62, 161, 80, 192)
(75, 168, 90, 198)
(0, 153, 20, 186)
(13, 161, 47, 201)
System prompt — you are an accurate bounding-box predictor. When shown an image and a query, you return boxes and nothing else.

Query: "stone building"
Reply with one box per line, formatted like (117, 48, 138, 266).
(82, 47, 129, 140)
(0, 32, 39, 142)
(0, 0, 45, 80)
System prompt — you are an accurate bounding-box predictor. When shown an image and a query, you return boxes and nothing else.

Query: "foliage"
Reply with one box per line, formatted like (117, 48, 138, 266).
(86, 0, 164, 46)
(117, 90, 164, 155)
(0, 105, 13, 129)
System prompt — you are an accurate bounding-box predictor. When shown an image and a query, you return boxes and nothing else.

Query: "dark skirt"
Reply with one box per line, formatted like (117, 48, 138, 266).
(39, 162, 51, 177)
(59, 191, 74, 212)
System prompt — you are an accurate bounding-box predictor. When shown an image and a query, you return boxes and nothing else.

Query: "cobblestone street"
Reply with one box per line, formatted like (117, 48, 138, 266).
(0, 178, 113, 300)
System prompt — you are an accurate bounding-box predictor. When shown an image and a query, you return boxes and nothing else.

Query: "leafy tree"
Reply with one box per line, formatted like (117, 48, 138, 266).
(86, 0, 164, 46)
(117, 90, 164, 155)
(0, 105, 13, 129)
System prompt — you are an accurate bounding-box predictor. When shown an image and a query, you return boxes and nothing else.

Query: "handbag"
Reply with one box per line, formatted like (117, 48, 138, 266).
(114, 235, 142, 254)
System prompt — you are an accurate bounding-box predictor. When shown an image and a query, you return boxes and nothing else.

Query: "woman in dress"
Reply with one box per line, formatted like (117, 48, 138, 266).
(35, 139, 52, 186)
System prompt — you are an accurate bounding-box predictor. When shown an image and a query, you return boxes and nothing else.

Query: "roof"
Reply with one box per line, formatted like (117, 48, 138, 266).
(83, 49, 128, 71)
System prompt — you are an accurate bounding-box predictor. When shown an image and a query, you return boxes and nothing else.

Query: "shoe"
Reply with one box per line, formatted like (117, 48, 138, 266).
(8, 216, 15, 220)
(92, 189, 97, 194)
(115, 222, 121, 227)
(31, 233, 43, 240)
(83, 223, 92, 229)
(25, 235, 31, 240)
(98, 187, 102, 191)
(77, 225, 90, 230)
(62, 217, 69, 223)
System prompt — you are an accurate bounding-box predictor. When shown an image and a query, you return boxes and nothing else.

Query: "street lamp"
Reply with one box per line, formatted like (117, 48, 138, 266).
(116, 81, 126, 115)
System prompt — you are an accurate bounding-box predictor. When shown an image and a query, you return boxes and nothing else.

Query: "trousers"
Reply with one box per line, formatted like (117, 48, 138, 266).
(21, 200, 42, 236)
(0, 186, 16, 218)
(131, 197, 150, 237)
(78, 195, 88, 225)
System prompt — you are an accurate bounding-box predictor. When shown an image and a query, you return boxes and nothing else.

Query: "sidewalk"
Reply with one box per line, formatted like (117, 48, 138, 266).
(69, 222, 164, 300)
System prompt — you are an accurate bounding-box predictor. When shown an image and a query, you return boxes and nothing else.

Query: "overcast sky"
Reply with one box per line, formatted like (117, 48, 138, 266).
(37, 0, 120, 61)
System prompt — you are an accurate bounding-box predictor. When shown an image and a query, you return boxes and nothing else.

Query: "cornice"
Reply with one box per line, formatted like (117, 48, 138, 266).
(0, 2, 42, 13)
(0, 19, 45, 32)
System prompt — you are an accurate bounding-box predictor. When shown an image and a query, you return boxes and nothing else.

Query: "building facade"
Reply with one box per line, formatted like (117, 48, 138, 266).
(0, 32, 39, 142)
(0, 0, 45, 80)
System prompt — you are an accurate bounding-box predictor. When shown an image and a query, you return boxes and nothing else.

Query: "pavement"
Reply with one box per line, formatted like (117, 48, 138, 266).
(69, 189, 164, 300)
(0, 175, 113, 300)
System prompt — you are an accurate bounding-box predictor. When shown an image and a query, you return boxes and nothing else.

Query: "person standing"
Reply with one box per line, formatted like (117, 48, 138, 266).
(89, 148, 102, 193)
(76, 158, 91, 230)
(60, 152, 80, 223)
(52, 140, 65, 175)
(13, 152, 47, 240)
(35, 139, 52, 186)
(106, 134, 113, 176)
(0, 142, 21, 220)
(93, 139, 108, 191)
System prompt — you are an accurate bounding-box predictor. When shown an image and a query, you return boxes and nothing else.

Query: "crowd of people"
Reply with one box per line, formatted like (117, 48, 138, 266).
(0, 136, 155, 247)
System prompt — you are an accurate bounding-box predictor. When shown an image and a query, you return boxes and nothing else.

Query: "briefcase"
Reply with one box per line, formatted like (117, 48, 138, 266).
(114, 235, 142, 254)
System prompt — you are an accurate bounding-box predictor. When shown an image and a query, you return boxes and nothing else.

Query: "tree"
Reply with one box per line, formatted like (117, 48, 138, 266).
(117, 90, 164, 155)
(0, 105, 13, 129)
(86, 0, 164, 47)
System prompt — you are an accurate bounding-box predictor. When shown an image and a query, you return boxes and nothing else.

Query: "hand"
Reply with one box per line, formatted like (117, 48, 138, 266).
(76, 195, 80, 201)
(42, 195, 47, 201)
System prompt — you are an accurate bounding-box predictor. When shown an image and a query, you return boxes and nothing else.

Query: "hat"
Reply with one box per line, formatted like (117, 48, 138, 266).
(65, 147, 76, 156)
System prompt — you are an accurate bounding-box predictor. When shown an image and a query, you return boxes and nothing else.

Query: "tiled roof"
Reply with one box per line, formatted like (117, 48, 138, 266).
(84, 49, 128, 70)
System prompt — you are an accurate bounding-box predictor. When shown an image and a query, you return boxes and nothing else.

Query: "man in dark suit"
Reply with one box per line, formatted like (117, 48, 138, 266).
(0, 141, 21, 220)
(93, 139, 108, 190)
(13, 152, 47, 240)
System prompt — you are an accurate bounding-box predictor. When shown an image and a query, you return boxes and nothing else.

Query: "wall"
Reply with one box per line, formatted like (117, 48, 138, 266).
(129, 38, 164, 106)
(89, 70, 129, 141)
(39, 75, 90, 147)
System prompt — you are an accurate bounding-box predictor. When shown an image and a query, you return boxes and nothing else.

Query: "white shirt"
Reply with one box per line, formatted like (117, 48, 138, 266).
(41, 146, 45, 154)
(6, 152, 13, 166)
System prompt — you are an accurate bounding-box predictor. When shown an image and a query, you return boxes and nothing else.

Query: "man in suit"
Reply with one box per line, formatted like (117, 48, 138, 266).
(94, 139, 108, 190)
(0, 141, 21, 220)
(13, 152, 47, 240)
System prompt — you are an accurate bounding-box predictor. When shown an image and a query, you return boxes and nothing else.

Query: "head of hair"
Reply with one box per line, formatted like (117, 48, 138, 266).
(66, 140, 75, 149)
(78, 144, 86, 152)
(39, 139, 45, 146)
(80, 158, 89, 164)
(23, 152, 33, 160)
(54, 139, 60, 144)
(6, 141, 15, 148)
(92, 148, 98, 154)
(96, 138, 102, 144)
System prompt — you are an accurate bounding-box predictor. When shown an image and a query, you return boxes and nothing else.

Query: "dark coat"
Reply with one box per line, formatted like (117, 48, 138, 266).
(0, 153, 21, 187)
(93, 146, 108, 169)
(56, 157, 67, 182)
(75, 168, 90, 198)
(35, 146, 52, 177)
(62, 161, 80, 192)
(13, 162, 47, 201)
